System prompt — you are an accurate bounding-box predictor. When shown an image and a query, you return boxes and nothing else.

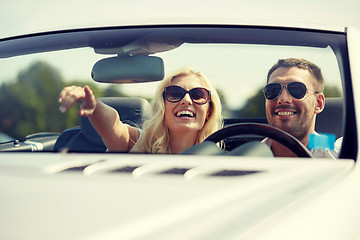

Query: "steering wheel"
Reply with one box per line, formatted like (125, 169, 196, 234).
(205, 123, 312, 158)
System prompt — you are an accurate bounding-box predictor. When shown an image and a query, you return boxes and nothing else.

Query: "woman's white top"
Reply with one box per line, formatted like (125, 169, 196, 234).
(129, 128, 145, 153)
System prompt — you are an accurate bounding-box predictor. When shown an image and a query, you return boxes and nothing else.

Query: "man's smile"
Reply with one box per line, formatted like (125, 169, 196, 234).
(276, 111, 296, 116)
(274, 105, 298, 117)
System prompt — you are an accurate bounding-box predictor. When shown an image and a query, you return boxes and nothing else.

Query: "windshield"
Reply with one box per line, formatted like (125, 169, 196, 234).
(0, 26, 345, 156)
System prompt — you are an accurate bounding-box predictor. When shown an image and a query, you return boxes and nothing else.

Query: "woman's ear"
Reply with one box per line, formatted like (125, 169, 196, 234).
(206, 112, 210, 120)
(206, 102, 212, 120)
(315, 93, 325, 114)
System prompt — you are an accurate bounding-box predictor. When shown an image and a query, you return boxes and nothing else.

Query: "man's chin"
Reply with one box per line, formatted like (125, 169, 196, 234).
(278, 126, 307, 141)
(270, 120, 290, 130)
(272, 123, 296, 135)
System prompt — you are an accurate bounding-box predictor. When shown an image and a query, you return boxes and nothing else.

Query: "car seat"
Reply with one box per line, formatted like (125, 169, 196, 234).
(53, 97, 151, 152)
(315, 97, 344, 139)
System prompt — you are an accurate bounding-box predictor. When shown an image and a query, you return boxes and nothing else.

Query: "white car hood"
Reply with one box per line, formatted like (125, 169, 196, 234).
(0, 153, 354, 240)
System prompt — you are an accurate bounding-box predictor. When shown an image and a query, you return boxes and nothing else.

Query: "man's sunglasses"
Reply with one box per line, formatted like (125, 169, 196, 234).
(163, 85, 211, 105)
(263, 82, 318, 101)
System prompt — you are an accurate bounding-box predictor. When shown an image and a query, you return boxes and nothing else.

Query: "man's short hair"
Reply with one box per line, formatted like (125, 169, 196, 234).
(266, 58, 324, 92)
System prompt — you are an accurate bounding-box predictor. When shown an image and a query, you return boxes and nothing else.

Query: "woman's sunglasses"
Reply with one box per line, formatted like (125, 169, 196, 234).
(163, 85, 211, 105)
(263, 82, 318, 101)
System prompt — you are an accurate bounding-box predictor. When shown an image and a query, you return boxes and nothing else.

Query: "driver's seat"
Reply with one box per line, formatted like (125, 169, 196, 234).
(53, 97, 151, 152)
(315, 97, 344, 139)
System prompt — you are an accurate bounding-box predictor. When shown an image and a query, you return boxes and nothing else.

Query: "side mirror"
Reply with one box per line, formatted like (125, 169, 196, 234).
(91, 55, 164, 83)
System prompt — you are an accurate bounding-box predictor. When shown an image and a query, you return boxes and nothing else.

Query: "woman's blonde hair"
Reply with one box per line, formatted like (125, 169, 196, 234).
(138, 67, 223, 153)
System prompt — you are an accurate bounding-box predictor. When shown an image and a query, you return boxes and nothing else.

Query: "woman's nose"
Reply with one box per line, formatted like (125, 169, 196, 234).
(180, 93, 192, 105)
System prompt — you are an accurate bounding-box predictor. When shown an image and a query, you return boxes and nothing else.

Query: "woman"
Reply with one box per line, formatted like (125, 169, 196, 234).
(58, 67, 223, 153)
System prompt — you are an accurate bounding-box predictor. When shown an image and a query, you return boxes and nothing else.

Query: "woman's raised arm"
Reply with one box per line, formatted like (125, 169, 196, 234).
(58, 85, 139, 151)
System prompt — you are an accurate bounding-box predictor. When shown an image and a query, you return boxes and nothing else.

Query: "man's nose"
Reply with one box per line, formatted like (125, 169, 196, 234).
(276, 86, 292, 103)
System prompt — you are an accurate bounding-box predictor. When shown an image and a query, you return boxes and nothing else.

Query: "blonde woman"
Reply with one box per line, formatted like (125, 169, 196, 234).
(58, 67, 223, 153)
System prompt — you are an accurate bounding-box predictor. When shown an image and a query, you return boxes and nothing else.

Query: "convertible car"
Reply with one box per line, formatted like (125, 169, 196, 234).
(0, 23, 359, 239)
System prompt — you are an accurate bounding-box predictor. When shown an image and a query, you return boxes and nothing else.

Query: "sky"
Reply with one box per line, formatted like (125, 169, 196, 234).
(1, 0, 359, 109)
(1, 0, 360, 39)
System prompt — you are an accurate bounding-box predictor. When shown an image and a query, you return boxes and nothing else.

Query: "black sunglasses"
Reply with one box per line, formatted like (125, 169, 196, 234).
(263, 82, 319, 101)
(163, 85, 211, 105)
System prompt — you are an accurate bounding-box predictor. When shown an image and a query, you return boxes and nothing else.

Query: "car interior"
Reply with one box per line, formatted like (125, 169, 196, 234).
(51, 95, 344, 154)
(0, 26, 354, 159)
(53, 97, 152, 152)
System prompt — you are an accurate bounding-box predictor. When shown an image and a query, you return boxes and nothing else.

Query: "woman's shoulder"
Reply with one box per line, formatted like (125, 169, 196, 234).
(129, 128, 145, 153)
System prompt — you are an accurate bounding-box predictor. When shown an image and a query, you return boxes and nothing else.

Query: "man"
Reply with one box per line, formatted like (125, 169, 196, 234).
(262, 58, 325, 157)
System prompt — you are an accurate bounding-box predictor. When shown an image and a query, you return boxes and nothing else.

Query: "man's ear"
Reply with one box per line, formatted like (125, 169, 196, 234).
(315, 93, 325, 114)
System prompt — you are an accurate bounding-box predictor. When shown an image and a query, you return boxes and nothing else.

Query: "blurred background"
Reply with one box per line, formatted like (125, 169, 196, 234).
(1, 0, 359, 39)
(0, 0, 354, 139)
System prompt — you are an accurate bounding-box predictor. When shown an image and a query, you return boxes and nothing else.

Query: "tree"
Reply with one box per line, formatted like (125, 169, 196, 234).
(103, 85, 127, 97)
(324, 85, 342, 98)
(236, 89, 266, 118)
(0, 61, 68, 138)
(0, 60, 135, 139)
(0, 59, 344, 140)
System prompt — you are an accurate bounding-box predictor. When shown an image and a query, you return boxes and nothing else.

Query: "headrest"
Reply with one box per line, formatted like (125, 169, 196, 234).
(80, 97, 151, 146)
(315, 97, 344, 138)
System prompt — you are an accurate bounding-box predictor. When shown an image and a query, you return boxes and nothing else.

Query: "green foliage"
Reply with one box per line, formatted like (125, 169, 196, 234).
(0, 60, 344, 139)
(0, 61, 127, 139)
(0, 62, 67, 139)
(324, 85, 342, 98)
(103, 85, 127, 97)
(236, 89, 266, 118)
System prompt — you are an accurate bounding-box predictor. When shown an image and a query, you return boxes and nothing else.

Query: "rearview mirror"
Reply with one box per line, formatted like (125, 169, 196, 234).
(91, 55, 164, 83)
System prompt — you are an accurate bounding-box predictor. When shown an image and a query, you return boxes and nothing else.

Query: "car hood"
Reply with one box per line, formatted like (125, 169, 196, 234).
(0, 153, 354, 240)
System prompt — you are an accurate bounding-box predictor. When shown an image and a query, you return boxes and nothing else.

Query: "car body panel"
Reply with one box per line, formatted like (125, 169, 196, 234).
(0, 23, 358, 239)
(257, 161, 360, 240)
(347, 26, 360, 155)
(0, 153, 354, 239)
